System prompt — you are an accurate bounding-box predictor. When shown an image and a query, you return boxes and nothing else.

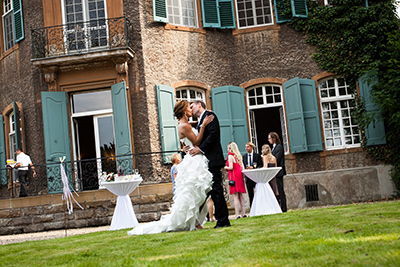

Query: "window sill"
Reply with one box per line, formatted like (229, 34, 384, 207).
(164, 24, 206, 34)
(319, 146, 364, 156)
(0, 43, 19, 61)
(232, 24, 280, 36)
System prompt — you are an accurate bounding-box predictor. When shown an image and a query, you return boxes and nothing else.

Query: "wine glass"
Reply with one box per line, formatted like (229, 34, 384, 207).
(134, 169, 139, 175)
(253, 162, 257, 169)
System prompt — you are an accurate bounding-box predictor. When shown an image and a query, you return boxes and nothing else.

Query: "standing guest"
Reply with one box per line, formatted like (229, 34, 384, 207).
(242, 142, 263, 208)
(268, 132, 287, 212)
(261, 144, 278, 197)
(14, 148, 36, 197)
(170, 153, 181, 196)
(224, 142, 246, 219)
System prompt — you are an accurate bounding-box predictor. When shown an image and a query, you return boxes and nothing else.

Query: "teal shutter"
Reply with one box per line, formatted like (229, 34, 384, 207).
(298, 79, 323, 152)
(112, 81, 133, 174)
(219, 0, 235, 29)
(358, 75, 386, 146)
(274, 0, 291, 24)
(283, 78, 307, 153)
(201, 0, 235, 28)
(13, 0, 24, 42)
(0, 116, 7, 186)
(41, 92, 71, 194)
(153, 0, 168, 23)
(13, 102, 22, 151)
(211, 86, 248, 158)
(291, 0, 307, 18)
(363, 0, 368, 7)
(156, 84, 180, 164)
(202, 0, 220, 27)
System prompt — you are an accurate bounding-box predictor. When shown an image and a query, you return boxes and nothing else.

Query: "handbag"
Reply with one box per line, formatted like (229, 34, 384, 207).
(228, 180, 235, 186)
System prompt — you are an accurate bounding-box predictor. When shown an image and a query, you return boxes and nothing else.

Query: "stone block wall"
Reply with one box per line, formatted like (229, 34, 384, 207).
(0, 183, 173, 235)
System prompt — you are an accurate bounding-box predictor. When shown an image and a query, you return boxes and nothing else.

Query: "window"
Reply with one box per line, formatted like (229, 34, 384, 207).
(246, 84, 288, 154)
(395, 0, 400, 18)
(167, 0, 198, 27)
(63, 0, 107, 51)
(2, 0, 15, 51)
(9, 112, 16, 159)
(236, 0, 273, 29)
(176, 87, 205, 121)
(319, 77, 360, 149)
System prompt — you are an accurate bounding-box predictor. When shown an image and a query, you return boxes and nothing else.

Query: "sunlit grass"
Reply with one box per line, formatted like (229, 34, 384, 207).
(0, 201, 399, 266)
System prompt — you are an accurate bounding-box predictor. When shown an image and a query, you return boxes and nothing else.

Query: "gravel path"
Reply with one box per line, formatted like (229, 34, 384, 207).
(0, 226, 110, 245)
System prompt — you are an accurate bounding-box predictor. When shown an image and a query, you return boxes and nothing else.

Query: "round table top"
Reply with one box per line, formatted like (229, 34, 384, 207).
(242, 167, 281, 183)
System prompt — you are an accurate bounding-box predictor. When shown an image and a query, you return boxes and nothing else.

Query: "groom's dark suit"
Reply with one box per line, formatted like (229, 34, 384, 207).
(242, 151, 263, 208)
(197, 110, 230, 227)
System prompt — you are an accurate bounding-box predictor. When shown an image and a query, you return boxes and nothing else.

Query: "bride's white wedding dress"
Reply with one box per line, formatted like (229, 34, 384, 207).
(128, 129, 213, 235)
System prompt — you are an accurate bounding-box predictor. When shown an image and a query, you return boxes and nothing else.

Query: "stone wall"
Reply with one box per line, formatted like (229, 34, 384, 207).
(0, 183, 173, 235)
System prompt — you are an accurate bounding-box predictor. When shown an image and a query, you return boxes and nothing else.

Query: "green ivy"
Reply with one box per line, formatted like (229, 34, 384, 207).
(285, 0, 400, 194)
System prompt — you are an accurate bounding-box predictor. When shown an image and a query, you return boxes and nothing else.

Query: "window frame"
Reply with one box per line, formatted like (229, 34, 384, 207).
(235, 0, 274, 30)
(166, 0, 199, 28)
(318, 77, 361, 150)
(2, 0, 15, 52)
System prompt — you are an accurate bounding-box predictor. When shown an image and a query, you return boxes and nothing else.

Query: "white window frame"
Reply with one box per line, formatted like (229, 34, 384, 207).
(246, 84, 289, 154)
(2, 0, 15, 51)
(61, 0, 109, 52)
(235, 0, 274, 29)
(176, 87, 205, 121)
(166, 0, 198, 28)
(319, 77, 360, 150)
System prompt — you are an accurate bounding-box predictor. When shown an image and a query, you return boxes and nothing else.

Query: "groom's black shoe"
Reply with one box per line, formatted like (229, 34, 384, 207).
(214, 224, 231, 229)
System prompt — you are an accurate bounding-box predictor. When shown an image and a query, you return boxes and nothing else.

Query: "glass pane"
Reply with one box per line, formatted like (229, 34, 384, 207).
(256, 87, 262, 95)
(332, 120, 339, 127)
(182, 90, 187, 99)
(249, 98, 256, 106)
(334, 138, 342, 146)
(324, 121, 332, 128)
(343, 127, 351, 135)
(256, 97, 263, 105)
(329, 89, 336, 97)
(330, 102, 337, 110)
(342, 110, 349, 117)
(248, 89, 255, 97)
(98, 116, 115, 158)
(325, 130, 332, 138)
(321, 90, 328, 98)
(266, 96, 273, 103)
(273, 86, 280, 93)
(353, 136, 360, 144)
(176, 90, 181, 98)
(331, 111, 338, 119)
(345, 137, 352, 144)
(326, 139, 333, 147)
(323, 112, 331, 119)
(190, 90, 195, 99)
(73, 90, 112, 113)
(333, 129, 340, 137)
(274, 95, 281, 102)
(265, 86, 272, 94)
(343, 119, 350, 126)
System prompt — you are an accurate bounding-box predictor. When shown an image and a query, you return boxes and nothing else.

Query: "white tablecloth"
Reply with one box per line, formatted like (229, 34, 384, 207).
(101, 177, 142, 230)
(242, 168, 282, 217)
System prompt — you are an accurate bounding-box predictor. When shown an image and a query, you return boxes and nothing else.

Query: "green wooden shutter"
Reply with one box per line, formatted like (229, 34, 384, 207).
(274, 0, 291, 24)
(12, 102, 22, 151)
(283, 78, 307, 153)
(201, 0, 235, 28)
(153, 0, 168, 23)
(13, 0, 24, 42)
(291, 0, 307, 18)
(211, 86, 248, 158)
(112, 81, 133, 174)
(358, 75, 386, 146)
(0, 116, 7, 186)
(41, 92, 71, 194)
(156, 84, 179, 164)
(219, 0, 236, 29)
(363, 0, 368, 7)
(202, 0, 220, 28)
(298, 79, 323, 152)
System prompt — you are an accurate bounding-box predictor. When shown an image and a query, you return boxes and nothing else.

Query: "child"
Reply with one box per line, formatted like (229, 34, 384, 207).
(170, 153, 181, 196)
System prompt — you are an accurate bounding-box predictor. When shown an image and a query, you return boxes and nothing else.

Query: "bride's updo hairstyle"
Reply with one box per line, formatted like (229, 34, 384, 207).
(174, 100, 189, 120)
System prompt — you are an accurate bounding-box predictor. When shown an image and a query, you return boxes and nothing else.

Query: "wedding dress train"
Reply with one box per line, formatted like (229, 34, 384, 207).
(128, 133, 213, 235)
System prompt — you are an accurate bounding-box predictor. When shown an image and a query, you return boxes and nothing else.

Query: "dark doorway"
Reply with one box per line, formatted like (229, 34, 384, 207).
(253, 107, 283, 152)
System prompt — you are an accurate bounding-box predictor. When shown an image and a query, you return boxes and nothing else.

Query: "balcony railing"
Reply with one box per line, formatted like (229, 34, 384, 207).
(31, 17, 132, 60)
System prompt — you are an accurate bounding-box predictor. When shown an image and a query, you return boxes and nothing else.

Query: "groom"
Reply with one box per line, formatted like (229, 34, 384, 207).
(189, 100, 231, 228)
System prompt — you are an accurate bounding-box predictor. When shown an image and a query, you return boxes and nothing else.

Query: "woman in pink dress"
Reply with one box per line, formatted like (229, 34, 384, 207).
(224, 142, 246, 219)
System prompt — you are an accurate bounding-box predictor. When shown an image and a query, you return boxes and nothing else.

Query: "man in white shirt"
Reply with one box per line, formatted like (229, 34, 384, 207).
(14, 148, 36, 197)
(242, 142, 263, 208)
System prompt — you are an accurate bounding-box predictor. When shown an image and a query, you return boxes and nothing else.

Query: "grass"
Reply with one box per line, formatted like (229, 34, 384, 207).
(1, 201, 399, 266)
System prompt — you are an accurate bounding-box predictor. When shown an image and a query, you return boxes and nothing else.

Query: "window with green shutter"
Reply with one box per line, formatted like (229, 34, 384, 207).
(156, 85, 180, 164)
(153, 0, 169, 23)
(211, 86, 249, 158)
(291, 0, 307, 18)
(358, 75, 386, 146)
(283, 77, 323, 153)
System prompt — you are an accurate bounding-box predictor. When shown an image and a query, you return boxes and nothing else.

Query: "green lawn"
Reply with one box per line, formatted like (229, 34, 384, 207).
(1, 201, 399, 266)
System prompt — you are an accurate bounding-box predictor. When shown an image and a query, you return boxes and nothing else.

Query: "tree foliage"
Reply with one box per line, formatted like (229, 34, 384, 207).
(285, 0, 400, 193)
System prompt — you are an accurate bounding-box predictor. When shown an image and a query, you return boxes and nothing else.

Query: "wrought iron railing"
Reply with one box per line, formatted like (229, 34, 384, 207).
(0, 151, 178, 200)
(31, 17, 132, 59)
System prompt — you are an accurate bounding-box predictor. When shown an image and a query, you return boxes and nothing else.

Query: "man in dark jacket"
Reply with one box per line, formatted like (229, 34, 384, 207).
(269, 132, 287, 212)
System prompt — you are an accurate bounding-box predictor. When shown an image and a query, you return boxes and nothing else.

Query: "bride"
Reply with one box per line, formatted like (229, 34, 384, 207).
(128, 100, 214, 235)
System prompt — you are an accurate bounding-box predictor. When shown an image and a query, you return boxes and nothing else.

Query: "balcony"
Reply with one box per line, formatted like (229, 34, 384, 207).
(31, 17, 134, 70)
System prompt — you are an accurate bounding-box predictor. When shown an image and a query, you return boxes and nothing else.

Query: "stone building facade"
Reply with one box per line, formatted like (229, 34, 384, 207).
(0, 0, 395, 234)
